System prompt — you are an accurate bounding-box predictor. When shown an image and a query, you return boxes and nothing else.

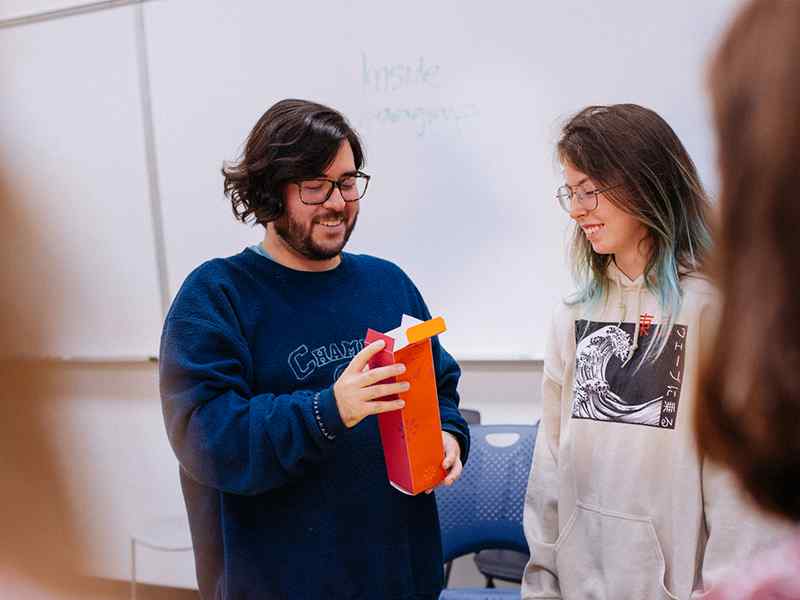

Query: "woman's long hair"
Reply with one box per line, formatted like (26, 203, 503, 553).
(558, 104, 712, 362)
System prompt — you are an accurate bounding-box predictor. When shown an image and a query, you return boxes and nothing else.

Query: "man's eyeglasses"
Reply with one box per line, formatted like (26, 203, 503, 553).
(295, 172, 371, 205)
(556, 183, 622, 213)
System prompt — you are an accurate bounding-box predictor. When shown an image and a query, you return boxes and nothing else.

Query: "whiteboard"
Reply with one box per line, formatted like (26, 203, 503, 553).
(0, 4, 163, 359)
(1, 1, 742, 360)
(144, 0, 739, 360)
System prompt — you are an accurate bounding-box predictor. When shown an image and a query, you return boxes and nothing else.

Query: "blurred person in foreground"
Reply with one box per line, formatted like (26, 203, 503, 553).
(0, 169, 100, 598)
(696, 0, 800, 598)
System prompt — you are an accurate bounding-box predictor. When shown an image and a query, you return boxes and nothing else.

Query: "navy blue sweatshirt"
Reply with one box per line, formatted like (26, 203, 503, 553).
(159, 249, 469, 600)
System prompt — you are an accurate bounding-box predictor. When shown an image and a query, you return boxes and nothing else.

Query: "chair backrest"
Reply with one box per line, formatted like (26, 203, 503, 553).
(459, 408, 482, 425)
(436, 423, 538, 562)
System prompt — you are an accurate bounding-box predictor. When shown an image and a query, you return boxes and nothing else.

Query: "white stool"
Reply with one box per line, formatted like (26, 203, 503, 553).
(129, 515, 193, 600)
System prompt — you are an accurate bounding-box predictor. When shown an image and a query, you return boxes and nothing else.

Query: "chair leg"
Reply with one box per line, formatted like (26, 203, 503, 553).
(130, 538, 137, 600)
(443, 560, 453, 587)
(487, 575, 495, 588)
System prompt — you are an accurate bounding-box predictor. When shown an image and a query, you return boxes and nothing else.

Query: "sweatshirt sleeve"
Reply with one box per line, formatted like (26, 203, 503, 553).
(690, 296, 792, 597)
(691, 460, 791, 598)
(432, 337, 470, 465)
(522, 310, 566, 599)
(160, 312, 346, 496)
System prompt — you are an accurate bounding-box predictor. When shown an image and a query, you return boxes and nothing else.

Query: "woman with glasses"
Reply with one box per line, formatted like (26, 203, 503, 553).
(521, 104, 785, 599)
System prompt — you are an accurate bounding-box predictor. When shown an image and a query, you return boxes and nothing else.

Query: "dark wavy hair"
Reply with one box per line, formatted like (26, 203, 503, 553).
(696, 0, 800, 521)
(222, 99, 364, 225)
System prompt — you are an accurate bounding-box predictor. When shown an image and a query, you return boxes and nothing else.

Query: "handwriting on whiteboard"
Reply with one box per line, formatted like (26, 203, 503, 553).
(360, 52, 480, 137)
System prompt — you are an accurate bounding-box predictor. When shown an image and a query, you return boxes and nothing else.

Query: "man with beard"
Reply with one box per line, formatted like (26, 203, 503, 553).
(159, 99, 469, 600)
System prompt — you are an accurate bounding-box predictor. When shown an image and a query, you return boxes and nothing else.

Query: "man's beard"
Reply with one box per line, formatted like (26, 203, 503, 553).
(273, 210, 358, 261)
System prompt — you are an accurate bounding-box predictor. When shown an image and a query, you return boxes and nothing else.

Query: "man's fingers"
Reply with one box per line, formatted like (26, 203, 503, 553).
(444, 459, 463, 486)
(360, 363, 405, 387)
(345, 340, 386, 375)
(441, 432, 459, 468)
(364, 381, 409, 401)
(368, 399, 406, 415)
(442, 451, 455, 470)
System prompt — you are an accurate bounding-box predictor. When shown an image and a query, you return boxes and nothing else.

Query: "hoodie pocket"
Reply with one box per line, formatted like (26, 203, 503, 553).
(555, 502, 678, 600)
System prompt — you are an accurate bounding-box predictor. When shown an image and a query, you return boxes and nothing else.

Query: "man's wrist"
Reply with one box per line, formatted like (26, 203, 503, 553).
(312, 388, 346, 441)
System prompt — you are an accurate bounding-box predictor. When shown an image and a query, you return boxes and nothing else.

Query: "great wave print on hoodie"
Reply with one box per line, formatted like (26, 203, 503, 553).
(571, 318, 687, 429)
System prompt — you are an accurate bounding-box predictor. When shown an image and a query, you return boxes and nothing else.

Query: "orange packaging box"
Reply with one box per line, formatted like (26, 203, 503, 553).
(365, 315, 448, 495)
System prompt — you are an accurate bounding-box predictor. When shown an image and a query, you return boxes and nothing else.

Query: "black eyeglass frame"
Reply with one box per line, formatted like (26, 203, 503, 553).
(556, 183, 622, 212)
(294, 172, 371, 206)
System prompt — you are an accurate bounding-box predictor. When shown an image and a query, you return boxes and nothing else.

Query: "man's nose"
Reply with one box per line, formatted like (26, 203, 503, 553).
(323, 185, 347, 209)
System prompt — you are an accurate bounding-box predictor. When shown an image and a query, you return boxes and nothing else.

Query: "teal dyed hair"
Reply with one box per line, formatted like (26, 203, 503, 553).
(559, 104, 713, 364)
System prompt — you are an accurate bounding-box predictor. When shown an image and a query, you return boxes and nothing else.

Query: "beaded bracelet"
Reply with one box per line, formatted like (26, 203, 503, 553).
(312, 392, 336, 441)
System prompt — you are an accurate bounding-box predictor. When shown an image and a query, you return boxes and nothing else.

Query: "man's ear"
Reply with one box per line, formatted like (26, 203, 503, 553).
(259, 189, 283, 221)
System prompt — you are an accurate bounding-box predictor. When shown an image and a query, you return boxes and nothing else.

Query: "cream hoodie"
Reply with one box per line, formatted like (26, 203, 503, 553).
(522, 263, 788, 600)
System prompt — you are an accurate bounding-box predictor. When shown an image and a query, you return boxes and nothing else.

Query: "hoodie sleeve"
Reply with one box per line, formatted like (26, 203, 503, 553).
(691, 461, 791, 598)
(522, 309, 567, 599)
(159, 268, 347, 496)
(690, 296, 791, 597)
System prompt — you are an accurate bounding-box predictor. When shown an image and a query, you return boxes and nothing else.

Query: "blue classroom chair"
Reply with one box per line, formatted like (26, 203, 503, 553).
(436, 423, 538, 600)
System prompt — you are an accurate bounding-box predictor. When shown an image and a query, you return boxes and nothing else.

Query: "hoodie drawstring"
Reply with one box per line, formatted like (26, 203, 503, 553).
(620, 282, 645, 366)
